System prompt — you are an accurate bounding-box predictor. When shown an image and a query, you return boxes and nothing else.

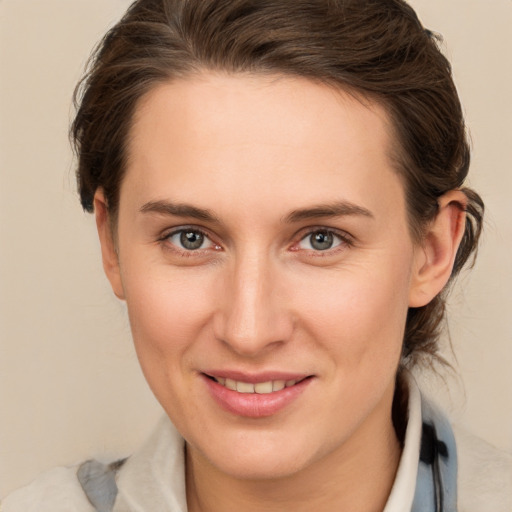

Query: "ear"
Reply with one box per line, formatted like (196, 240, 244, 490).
(94, 189, 125, 300)
(409, 190, 467, 307)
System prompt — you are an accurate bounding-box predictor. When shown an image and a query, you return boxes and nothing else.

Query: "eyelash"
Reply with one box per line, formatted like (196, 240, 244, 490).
(158, 226, 220, 257)
(158, 226, 354, 257)
(291, 227, 354, 256)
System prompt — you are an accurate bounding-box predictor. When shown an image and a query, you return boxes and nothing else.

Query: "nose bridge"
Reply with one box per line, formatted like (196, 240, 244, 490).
(215, 245, 291, 355)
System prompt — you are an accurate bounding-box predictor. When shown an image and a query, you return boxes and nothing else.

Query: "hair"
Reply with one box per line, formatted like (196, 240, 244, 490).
(72, 0, 484, 369)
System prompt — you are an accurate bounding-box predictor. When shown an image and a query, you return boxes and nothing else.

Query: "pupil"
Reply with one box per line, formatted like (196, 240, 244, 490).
(311, 231, 333, 251)
(181, 231, 204, 250)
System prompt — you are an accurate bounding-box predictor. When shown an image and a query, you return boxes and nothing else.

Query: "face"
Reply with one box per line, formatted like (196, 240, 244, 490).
(98, 73, 424, 480)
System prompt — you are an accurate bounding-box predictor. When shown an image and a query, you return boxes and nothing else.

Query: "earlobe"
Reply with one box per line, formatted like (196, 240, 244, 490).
(94, 190, 126, 301)
(409, 190, 467, 308)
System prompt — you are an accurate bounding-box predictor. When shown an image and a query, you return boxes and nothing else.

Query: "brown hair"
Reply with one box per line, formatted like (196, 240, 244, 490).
(72, 0, 484, 368)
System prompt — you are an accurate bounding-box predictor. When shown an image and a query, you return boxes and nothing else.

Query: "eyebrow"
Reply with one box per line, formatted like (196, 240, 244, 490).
(139, 199, 374, 224)
(140, 200, 219, 222)
(284, 201, 374, 223)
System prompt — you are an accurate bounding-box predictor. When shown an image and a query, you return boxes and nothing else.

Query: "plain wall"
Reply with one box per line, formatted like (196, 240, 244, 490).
(1, 0, 511, 496)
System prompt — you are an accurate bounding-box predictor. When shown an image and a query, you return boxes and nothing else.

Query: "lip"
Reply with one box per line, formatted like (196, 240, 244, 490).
(201, 371, 314, 418)
(203, 370, 309, 383)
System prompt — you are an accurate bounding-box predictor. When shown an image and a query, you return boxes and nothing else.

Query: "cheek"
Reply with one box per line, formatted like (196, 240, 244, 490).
(121, 265, 216, 375)
(290, 256, 412, 435)
(121, 267, 222, 431)
(295, 254, 412, 371)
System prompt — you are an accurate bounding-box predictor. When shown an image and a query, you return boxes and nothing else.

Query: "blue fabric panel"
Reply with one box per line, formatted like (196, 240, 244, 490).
(412, 399, 458, 512)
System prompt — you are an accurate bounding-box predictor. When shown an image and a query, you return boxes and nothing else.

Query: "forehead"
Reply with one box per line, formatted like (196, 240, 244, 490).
(130, 72, 394, 153)
(123, 72, 405, 221)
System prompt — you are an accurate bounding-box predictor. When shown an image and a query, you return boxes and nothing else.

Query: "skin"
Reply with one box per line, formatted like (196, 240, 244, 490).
(95, 72, 466, 512)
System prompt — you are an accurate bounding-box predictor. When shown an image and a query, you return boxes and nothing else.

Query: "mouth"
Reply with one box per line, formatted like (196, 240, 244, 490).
(205, 375, 309, 394)
(202, 372, 313, 418)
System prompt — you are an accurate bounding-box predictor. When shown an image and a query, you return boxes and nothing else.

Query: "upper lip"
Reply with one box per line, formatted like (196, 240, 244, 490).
(202, 370, 312, 383)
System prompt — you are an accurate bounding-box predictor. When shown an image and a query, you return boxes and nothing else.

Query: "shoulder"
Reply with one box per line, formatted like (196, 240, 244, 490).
(0, 417, 182, 512)
(454, 425, 512, 512)
(1, 465, 95, 512)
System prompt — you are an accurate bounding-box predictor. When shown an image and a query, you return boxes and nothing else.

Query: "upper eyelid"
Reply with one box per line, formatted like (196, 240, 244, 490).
(160, 225, 213, 240)
(295, 226, 354, 242)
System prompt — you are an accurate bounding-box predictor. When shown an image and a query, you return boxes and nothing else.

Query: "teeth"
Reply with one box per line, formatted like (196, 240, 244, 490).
(214, 377, 301, 394)
(254, 381, 273, 394)
(225, 378, 237, 391)
(272, 380, 285, 391)
(237, 381, 255, 393)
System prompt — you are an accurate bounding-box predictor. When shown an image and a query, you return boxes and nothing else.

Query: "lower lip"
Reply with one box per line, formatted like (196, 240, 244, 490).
(203, 375, 313, 418)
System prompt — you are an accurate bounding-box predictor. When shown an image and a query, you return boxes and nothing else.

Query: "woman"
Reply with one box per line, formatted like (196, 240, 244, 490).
(2, 0, 511, 510)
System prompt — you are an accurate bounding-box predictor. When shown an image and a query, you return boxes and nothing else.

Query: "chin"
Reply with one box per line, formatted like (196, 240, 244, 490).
(210, 451, 311, 481)
(188, 426, 325, 481)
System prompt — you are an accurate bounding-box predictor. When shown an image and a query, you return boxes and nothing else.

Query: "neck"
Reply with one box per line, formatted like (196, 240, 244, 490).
(186, 387, 402, 512)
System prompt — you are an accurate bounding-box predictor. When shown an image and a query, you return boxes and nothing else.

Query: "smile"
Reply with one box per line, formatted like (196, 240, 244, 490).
(203, 373, 313, 418)
(212, 377, 304, 394)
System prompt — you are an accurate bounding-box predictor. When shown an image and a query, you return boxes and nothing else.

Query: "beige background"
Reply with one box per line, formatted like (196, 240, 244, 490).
(0, 0, 511, 497)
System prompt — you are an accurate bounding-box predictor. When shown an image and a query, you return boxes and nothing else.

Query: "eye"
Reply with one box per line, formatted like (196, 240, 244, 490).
(297, 229, 347, 251)
(166, 228, 216, 251)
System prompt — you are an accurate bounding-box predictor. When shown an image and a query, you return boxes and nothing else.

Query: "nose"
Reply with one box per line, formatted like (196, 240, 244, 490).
(213, 250, 294, 357)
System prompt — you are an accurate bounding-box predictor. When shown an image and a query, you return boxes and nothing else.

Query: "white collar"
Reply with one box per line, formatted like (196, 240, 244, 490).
(114, 416, 188, 512)
(383, 373, 422, 512)
(114, 376, 423, 512)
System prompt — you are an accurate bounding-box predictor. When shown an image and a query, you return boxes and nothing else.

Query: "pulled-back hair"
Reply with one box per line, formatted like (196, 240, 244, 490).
(72, 0, 484, 369)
